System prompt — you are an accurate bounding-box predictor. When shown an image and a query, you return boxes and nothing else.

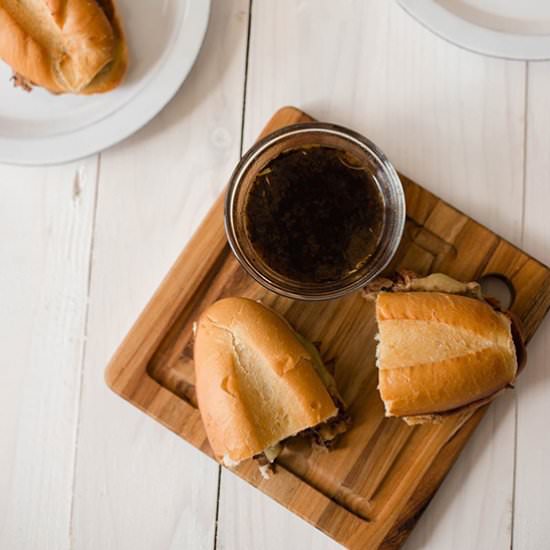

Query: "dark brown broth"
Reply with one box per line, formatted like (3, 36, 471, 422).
(244, 146, 384, 283)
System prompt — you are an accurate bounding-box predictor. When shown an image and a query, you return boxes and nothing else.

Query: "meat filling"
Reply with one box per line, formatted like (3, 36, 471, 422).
(252, 400, 350, 478)
(11, 72, 32, 92)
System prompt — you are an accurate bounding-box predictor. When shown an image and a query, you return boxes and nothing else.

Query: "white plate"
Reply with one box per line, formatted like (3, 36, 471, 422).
(398, 0, 550, 60)
(0, 0, 211, 165)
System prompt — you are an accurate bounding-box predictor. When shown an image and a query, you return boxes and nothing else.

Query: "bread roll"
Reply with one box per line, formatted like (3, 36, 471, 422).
(194, 297, 340, 466)
(0, 0, 127, 94)
(375, 286, 519, 422)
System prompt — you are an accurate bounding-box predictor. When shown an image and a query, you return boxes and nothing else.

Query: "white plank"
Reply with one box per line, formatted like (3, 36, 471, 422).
(218, 1, 526, 549)
(243, 0, 526, 243)
(0, 159, 98, 550)
(513, 62, 550, 550)
(69, 0, 250, 549)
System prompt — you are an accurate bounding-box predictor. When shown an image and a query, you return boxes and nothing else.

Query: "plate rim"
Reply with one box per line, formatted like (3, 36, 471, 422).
(398, 0, 550, 61)
(0, 0, 211, 166)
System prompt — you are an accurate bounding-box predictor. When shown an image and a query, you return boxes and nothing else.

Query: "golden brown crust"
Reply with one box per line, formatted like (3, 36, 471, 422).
(81, 0, 128, 94)
(377, 292, 511, 342)
(0, 7, 62, 92)
(0, 0, 127, 94)
(402, 311, 527, 424)
(194, 298, 338, 464)
(376, 290, 518, 418)
(380, 346, 515, 416)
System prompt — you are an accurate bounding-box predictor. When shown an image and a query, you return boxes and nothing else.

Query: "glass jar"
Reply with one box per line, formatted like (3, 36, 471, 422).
(224, 122, 405, 301)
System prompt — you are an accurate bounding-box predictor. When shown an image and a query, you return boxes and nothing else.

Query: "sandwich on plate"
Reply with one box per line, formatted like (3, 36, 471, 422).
(366, 272, 526, 424)
(0, 0, 127, 94)
(194, 297, 349, 477)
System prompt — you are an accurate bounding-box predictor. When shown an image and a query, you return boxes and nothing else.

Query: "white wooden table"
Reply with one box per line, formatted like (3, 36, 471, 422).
(1, 1, 549, 549)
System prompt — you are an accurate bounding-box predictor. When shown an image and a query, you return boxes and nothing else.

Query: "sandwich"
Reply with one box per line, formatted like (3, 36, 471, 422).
(365, 272, 526, 424)
(0, 0, 128, 94)
(194, 297, 348, 477)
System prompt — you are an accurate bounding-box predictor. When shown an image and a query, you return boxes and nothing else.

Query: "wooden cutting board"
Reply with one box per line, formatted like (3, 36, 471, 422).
(106, 107, 550, 549)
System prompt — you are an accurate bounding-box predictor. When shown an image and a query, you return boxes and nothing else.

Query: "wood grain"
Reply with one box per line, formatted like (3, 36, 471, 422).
(513, 61, 550, 550)
(218, 471, 343, 550)
(0, 159, 99, 550)
(238, 2, 527, 549)
(2, 3, 548, 550)
(105, 106, 550, 549)
(69, 1, 251, 549)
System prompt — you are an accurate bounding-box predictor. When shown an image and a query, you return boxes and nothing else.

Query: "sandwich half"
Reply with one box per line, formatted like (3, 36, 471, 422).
(0, 0, 128, 94)
(194, 297, 348, 475)
(366, 272, 526, 424)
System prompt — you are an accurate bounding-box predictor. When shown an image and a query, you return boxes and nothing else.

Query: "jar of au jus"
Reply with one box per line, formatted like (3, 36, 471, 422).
(225, 123, 405, 301)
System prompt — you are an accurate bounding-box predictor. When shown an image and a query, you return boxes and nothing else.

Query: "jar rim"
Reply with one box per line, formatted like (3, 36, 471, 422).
(224, 122, 406, 301)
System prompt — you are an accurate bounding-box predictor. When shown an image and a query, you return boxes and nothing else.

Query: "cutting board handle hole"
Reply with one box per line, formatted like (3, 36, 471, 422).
(478, 273, 515, 310)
